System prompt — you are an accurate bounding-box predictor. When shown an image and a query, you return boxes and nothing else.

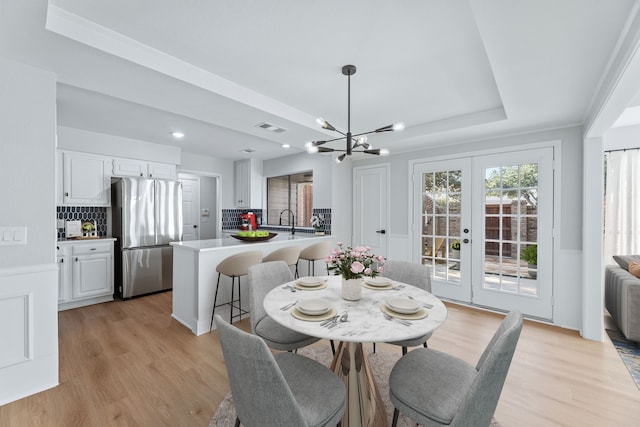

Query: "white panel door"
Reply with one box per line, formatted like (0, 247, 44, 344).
(353, 165, 388, 257)
(180, 178, 200, 241)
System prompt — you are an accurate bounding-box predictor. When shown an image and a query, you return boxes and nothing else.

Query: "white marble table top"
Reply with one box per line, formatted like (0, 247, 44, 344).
(263, 276, 448, 343)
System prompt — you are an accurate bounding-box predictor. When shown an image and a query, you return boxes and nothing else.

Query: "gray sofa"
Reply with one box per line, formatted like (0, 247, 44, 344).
(605, 265, 640, 343)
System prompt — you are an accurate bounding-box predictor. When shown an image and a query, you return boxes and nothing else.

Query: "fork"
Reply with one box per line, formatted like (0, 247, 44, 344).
(383, 313, 412, 326)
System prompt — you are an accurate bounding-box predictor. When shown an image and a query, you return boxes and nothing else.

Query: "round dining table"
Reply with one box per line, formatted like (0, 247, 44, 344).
(263, 275, 448, 427)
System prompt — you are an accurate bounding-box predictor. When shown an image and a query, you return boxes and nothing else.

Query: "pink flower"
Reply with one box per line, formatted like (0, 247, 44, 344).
(354, 246, 368, 253)
(324, 255, 333, 263)
(377, 255, 385, 262)
(364, 268, 372, 275)
(378, 266, 384, 274)
(350, 261, 365, 274)
(337, 242, 343, 246)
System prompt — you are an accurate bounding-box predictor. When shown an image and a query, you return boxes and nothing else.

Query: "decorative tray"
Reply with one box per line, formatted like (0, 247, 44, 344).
(230, 232, 278, 242)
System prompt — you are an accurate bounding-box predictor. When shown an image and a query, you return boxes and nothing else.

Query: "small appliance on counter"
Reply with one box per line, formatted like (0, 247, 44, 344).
(65, 220, 82, 238)
(239, 212, 257, 231)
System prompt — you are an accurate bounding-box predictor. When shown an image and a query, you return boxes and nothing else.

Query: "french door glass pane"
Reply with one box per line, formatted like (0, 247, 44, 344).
(483, 162, 539, 296)
(421, 170, 462, 282)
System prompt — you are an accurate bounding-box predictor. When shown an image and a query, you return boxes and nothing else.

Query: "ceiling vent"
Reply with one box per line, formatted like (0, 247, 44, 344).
(255, 121, 288, 133)
(240, 148, 256, 154)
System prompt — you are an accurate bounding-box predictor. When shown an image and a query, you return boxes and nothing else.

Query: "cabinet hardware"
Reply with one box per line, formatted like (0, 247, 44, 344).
(376, 229, 386, 234)
(90, 248, 96, 251)
(149, 174, 153, 177)
(75, 257, 78, 261)
(65, 192, 69, 197)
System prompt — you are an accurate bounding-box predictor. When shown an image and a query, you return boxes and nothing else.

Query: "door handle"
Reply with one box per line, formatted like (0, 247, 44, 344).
(376, 229, 386, 234)
(193, 225, 198, 228)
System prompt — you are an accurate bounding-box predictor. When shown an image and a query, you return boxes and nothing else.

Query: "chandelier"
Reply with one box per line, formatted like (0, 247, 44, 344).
(306, 64, 404, 163)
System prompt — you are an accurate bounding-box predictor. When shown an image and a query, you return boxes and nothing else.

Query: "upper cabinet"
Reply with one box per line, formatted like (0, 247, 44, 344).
(112, 158, 176, 180)
(60, 151, 111, 206)
(234, 159, 263, 208)
(234, 159, 250, 207)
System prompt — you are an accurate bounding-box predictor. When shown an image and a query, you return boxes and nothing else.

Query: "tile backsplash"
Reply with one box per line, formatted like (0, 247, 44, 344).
(221, 208, 331, 235)
(57, 206, 107, 239)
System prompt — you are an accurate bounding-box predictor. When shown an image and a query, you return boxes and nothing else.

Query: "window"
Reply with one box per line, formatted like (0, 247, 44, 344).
(266, 172, 313, 227)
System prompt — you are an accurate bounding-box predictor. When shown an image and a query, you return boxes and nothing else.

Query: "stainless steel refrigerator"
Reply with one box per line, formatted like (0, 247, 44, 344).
(112, 178, 183, 299)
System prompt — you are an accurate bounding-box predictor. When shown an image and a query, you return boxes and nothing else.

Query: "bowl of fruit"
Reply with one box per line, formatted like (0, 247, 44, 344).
(231, 230, 278, 242)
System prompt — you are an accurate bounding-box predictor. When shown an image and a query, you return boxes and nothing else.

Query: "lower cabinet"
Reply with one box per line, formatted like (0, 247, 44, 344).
(57, 240, 114, 311)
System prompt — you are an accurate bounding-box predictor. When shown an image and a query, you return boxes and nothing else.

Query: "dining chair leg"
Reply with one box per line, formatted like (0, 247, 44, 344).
(237, 276, 242, 321)
(295, 263, 299, 279)
(234, 416, 241, 427)
(210, 273, 222, 333)
(330, 340, 335, 355)
(402, 346, 408, 355)
(423, 341, 428, 348)
(391, 408, 400, 427)
(372, 342, 376, 353)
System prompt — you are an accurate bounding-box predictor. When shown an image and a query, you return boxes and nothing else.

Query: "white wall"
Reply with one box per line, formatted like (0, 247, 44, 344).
(57, 126, 181, 165)
(353, 126, 585, 331)
(604, 124, 640, 150)
(0, 58, 58, 404)
(180, 152, 234, 208)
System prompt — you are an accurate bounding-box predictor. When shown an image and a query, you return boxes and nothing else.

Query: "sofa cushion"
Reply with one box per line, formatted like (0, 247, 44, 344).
(629, 261, 640, 278)
(612, 254, 640, 270)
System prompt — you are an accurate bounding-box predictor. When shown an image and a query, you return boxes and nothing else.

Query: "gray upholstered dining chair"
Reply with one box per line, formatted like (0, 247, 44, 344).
(376, 260, 433, 354)
(388, 310, 523, 427)
(248, 261, 321, 352)
(215, 315, 346, 427)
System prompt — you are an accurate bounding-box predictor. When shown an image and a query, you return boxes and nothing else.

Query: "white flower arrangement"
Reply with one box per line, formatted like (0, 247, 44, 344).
(310, 214, 325, 231)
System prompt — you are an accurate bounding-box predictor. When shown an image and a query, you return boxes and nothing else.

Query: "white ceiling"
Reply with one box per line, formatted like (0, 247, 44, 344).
(1, 1, 639, 161)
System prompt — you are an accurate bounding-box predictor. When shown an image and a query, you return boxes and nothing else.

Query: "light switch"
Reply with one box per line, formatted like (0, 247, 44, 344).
(0, 226, 27, 245)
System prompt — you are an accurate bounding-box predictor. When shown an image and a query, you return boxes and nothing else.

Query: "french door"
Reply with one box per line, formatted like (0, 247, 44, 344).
(413, 147, 554, 319)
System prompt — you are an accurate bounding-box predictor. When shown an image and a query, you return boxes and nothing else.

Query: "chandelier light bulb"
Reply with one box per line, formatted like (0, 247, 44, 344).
(392, 123, 405, 131)
(336, 154, 346, 163)
(380, 148, 390, 156)
(307, 145, 319, 154)
(316, 117, 326, 127)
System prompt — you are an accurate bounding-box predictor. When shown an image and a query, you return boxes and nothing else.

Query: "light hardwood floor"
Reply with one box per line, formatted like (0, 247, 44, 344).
(1, 291, 639, 426)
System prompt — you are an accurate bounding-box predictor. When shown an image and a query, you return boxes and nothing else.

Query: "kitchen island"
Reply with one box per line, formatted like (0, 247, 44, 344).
(170, 234, 333, 335)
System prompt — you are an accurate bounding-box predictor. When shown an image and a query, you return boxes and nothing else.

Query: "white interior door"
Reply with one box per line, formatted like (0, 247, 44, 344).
(413, 159, 472, 302)
(179, 178, 200, 241)
(353, 165, 388, 257)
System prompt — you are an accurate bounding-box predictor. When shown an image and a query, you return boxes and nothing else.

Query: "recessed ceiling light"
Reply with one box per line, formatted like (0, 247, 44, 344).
(281, 144, 290, 149)
(171, 131, 185, 138)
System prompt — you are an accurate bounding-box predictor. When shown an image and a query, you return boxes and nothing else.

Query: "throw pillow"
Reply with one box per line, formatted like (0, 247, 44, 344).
(629, 261, 640, 278)
(612, 255, 640, 270)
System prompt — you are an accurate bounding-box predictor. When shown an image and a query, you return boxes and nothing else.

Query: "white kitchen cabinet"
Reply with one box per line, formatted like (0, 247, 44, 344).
(60, 151, 111, 206)
(234, 159, 250, 207)
(58, 239, 115, 311)
(56, 244, 71, 304)
(112, 158, 176, 180)
(234, 159, 262, 208)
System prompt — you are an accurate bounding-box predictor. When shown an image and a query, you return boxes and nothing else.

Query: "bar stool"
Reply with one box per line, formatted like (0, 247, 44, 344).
(262, 246, 302, 272)
(296, 241, 330, 278)
(210, 250, 263, 330)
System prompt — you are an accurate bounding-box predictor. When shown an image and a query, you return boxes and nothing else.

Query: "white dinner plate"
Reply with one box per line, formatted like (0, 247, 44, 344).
(297, 276, 325, 287)
(365, 277, 392, 287)
(297, 298, 331, 316)
(385, 297, 420, 314)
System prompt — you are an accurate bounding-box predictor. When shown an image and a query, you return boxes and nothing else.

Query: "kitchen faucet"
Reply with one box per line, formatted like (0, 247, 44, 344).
(279, 209, 296, 235)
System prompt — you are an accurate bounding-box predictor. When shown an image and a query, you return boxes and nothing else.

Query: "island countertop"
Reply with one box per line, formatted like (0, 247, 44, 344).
(170, 233, 329, 252)
(171, 233, 334, 335)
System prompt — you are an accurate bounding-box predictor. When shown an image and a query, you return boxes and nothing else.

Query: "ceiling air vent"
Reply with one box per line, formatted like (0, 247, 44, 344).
(255, 121, 288, 133)
(240, 148, 256, 154)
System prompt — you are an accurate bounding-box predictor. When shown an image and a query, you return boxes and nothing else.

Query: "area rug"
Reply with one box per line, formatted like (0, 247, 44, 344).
(210, 346, 501, 426)
(606, 329, 640, 390)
